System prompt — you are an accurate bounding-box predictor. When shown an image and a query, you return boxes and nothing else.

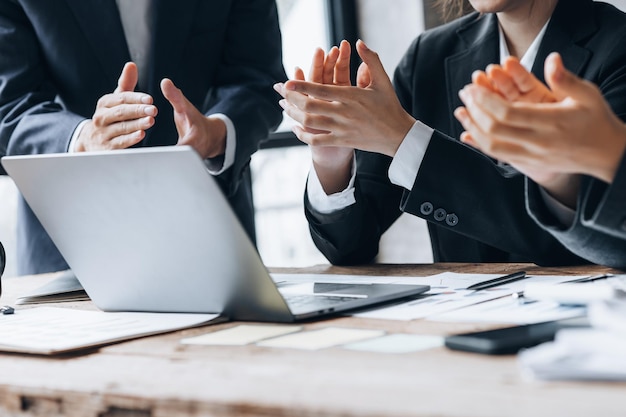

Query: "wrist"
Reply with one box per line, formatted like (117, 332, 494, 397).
(387, 114, 417, 157)
(539, 173, 581, 209)
(312, 148, 354, 195)
(204, 116, 227, 159)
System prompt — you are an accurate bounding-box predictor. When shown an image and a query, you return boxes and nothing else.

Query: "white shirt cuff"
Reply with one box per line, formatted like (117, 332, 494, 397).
(68, 119, 90, 153)
(388, 120, 434, 190)
(204, 113, 236, 175)
(539, 186, 576, 227)
(306, 152, 357, 214)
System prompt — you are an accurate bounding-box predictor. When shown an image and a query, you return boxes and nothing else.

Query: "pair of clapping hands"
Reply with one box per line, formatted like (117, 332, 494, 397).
(77, 62, 226, 160)
(275, 41, 626, 207)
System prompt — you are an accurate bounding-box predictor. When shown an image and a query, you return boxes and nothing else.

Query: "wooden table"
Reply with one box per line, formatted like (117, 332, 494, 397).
(0, 263, 623, 417)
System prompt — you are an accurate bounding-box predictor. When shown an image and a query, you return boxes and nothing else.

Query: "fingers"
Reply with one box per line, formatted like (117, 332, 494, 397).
(115, 62, 139, 93)
(502, 57, 555, 103)
(471, 70, 495, 92)
(294, 66, 305, 82)
(454, 105, 531, 160)
(309, 47, 326, 84)
(485, 65, 521, 100)
(282, 79, 348, 102)
(322, 46, 339, 85)
(279, 94, 338, 131)
(93, 103, 156, 127)
(334, 40, 352, 86)
(459, 85, 550, 128)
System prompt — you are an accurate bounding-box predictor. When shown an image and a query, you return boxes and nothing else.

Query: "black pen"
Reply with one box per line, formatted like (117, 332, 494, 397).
(562, 274, 613, 284)
(466, 271, 527, 291)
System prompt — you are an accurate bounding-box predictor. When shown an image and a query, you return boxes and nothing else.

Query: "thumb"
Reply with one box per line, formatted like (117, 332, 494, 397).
(355, 40, 390, 88)
(356, 61, 371, 88)
(160, 78, 191, 115)
(115, 62, 138, 93)
(545, 52, 594, 101)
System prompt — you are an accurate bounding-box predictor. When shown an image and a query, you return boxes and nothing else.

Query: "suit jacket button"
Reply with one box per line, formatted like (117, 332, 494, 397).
(420, 202, 433, 215)
(434, 208, 447, 221)
(446, 213, 459, 226)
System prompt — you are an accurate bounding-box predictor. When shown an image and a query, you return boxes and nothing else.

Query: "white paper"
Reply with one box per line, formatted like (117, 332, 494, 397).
(352, 273, 587, 321)
(0, 307, 219, 354)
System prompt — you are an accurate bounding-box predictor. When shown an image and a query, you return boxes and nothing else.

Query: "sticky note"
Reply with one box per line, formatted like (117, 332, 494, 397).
(180, 324, 302, 346)
(343, 334, 444, 354)
(257, 327, 385, 350)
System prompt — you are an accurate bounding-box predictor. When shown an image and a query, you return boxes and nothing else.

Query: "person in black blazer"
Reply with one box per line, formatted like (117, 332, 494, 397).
(275, 0, 626, 266)
(456, 52, 626, 269)
(0, 0, 286, 275)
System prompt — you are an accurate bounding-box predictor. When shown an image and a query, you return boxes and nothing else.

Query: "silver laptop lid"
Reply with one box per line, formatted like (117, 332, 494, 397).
(2, 147, 293, 321)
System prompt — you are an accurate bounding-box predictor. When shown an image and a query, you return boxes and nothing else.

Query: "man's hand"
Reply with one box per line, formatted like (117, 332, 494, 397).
(160, 78, 226, 160)
(76, 62, 157, 152)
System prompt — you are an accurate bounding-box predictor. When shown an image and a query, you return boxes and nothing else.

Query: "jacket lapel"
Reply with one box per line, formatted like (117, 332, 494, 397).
(65, 0, 131, 87)
(445, 13, 500, 140)
(532, 0, 594, 82)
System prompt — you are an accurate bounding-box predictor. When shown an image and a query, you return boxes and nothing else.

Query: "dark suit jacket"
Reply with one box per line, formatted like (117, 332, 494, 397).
(0, 0, 286, 274)
(305, 0, 626, 266)
(527, 154, 626, 269)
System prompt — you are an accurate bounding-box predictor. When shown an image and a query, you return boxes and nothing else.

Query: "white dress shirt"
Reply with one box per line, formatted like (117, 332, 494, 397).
(307, 19, 570, 223)
(69, 0, 236, 175)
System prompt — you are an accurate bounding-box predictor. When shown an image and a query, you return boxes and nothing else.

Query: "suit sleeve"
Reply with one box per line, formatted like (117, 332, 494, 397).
(201, 0, 286, 196)
(527, 177, 626, 269)
(579, 153, 626, 239)
(0, 0, 84, 166)
(305, 150, 406, 265)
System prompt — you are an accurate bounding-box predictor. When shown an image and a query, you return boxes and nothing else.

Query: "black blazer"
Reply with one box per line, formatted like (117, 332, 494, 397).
(0, 0, 286, 274)
(527, 154, 626, 269)
(306, 0, 626, 266)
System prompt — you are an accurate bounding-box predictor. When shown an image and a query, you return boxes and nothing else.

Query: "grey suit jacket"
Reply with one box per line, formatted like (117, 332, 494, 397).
(527, 154, 626, 269)
(0, 0, 286, 274)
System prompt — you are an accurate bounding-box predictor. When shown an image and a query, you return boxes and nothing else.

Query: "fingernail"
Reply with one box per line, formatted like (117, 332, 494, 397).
(144, 106, 157, 116)
(141, 95, 152, 104)
(278, 99, 287, 109)
(273, 83, 282, 93)
(458, 88, 467, 100)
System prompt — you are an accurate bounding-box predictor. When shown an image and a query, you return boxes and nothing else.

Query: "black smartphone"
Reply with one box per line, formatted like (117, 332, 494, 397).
(444, 321, 560, 355)
(0, 240, 4, 296)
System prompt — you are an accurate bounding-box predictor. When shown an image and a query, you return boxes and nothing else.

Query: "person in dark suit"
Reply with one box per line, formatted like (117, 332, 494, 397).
(0, 0, 286, 275)
(455, 52, 626, 268)
(275, 0, 626, 266)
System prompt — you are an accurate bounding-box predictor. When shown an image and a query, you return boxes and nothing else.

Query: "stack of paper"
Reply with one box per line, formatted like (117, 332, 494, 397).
(519, 295, 626, 381)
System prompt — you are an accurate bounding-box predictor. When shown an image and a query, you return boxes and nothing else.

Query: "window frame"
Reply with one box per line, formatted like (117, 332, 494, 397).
(261, 0, 359, 149)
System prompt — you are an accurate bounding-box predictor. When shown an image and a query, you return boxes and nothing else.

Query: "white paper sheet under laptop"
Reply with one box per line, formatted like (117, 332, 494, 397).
(2, 146, 428, 322)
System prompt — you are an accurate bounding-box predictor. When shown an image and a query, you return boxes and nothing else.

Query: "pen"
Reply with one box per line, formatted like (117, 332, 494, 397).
(562, 274, 613, 284)
(466, 271, 527, 291)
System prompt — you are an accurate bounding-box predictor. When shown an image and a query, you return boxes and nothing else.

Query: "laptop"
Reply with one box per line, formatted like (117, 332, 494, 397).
(1, 146, 429, 322)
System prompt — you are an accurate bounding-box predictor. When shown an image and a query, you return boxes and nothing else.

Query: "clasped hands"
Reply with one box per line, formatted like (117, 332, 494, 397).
(76, 62, 226, 160)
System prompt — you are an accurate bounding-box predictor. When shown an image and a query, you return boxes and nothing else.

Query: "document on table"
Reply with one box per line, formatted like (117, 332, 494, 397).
(519, 297, 626, 381)
(16, 270, 89, 305)
(429, 296, 586, 324)
(0, 307, 221, 355)
(351, 273, 587, 321)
